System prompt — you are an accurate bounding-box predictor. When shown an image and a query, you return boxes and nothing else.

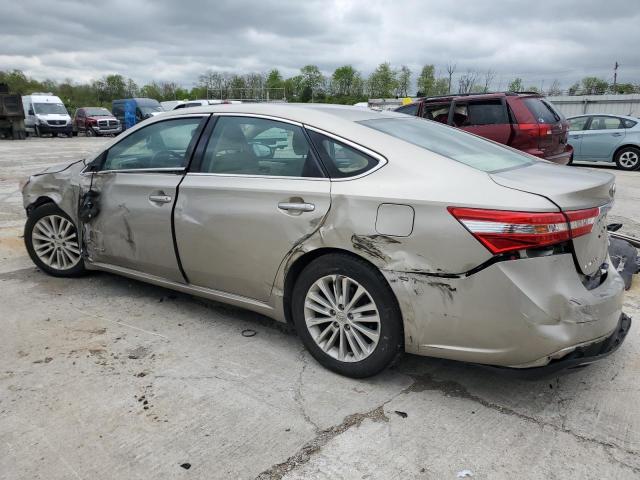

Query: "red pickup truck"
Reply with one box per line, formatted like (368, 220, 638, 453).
(72, 107, 121, 137)
(395, 92, 572, 165)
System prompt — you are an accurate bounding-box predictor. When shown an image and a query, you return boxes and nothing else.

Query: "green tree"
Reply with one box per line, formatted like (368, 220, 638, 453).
(397, 65, 411, 97)
(508, 77, 523, 92)
(300, 65, 325, 100)
(367, 62, 398, 98)
(416, 65, 435, 96)
(580, 76, 608, 95)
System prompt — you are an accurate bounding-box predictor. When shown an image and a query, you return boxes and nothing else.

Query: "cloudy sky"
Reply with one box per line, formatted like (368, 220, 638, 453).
(1, 0, 639, 91)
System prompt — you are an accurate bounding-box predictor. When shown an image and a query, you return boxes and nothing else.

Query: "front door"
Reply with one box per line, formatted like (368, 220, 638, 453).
(175, 115, 331, 302)
(580, 116, 626, 160)
(85, 115, 208, 282)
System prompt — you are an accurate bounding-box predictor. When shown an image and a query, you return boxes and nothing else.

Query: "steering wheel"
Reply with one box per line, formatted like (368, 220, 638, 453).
(151, 150, 183, 167)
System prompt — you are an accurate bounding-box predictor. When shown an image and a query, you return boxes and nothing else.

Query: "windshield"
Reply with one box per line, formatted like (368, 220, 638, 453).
(358, 117, 534, 173)
(140, 105, 162, 115)
(34, 103, 68, 115)
(85, 107, 111, 116)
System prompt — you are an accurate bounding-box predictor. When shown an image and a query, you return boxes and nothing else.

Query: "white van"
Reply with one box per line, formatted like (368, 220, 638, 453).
(22, 93, 72, 137)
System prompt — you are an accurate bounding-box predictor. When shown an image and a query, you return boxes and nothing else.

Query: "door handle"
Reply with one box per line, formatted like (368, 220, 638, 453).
(611, 133, 623, 137)
(569, 135, 581, 139)
(149, 194, 172, 204)
(278, 202, 315, 212)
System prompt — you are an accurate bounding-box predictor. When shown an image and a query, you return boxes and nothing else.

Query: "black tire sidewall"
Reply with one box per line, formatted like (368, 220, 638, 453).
(292, 253, 403, 378)
(24, 203, 85, 277)
(615, 147, 640, 171)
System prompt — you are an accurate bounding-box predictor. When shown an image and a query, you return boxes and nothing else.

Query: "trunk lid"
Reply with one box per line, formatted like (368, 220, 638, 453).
(491, 162, 615, 275)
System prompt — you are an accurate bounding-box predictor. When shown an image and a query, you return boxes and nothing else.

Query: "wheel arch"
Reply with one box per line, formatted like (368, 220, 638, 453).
(282, 247, 403, 336)
(26, 196, 57, 217)
(613, 143, 640, 160)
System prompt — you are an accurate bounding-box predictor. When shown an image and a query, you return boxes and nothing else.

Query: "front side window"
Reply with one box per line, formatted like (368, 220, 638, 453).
(588, 116, 622, 130)
(422, 102, 451, 124)
(102, 118, 204, 171)
(200, 116, 323, 177)
(359, 117, 534, 173)
(569, 117, 588, 131)
(307, 130, 379, 178)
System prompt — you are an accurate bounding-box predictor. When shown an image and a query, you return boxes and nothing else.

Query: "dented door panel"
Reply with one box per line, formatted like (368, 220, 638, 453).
(174, 174, 331, 302)
(84, 172, 184, 282)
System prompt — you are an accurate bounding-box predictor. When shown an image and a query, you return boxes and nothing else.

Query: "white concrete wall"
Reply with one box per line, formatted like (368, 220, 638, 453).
(547, 94, 640, 117)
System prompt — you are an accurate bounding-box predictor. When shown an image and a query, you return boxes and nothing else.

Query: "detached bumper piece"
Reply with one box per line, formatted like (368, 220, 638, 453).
(494, 313, 632, 378)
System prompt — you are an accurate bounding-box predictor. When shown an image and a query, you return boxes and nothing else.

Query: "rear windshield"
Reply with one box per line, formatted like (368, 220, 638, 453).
(358, 117, 535, 173)
(523, 98, 562, 123)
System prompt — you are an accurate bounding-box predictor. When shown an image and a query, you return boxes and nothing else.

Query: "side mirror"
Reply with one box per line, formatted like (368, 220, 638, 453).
(86, 152, 106, 172)
(252, 143, 273, 158)
(28, 109, 34, 116)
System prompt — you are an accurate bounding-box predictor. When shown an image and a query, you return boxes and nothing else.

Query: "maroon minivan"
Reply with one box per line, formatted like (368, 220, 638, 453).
(395, 93, 572, 165)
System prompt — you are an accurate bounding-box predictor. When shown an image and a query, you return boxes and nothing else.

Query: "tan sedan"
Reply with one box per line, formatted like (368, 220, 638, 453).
(21, 104, 629, 377)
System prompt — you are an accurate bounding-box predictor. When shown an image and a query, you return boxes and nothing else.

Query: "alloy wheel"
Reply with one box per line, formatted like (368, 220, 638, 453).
(32, 214, 81, 270)
(619, 151, 639, 169)
(304, 274, 381, 362)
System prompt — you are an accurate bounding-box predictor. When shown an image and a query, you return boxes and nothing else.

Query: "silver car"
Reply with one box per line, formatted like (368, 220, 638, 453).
(567, 114, 640, 170)
(21, 104, 630, 378)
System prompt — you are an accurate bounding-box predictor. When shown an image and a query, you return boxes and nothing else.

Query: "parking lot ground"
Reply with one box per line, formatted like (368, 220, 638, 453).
(1, 137, 639, 480)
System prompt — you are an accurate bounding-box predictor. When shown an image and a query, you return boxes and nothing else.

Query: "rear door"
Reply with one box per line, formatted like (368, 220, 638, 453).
(567, 116, 589, 159)
(86, 115, 207, 281)
(451, 98, 512, 144)
(580, 116, 626, 160)
(174, 114, 330, 302)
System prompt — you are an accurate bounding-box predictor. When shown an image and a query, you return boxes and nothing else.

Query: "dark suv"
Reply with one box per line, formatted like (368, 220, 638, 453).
(396, 92, 572, 164)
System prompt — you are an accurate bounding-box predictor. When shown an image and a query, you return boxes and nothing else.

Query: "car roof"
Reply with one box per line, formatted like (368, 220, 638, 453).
(568, 113, 639, 121)
(159, 102, 402, 125)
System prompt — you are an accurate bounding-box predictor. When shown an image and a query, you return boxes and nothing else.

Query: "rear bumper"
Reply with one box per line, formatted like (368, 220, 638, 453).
(524, 145, 573, 165)
(384, 253, 625, 368)
(494, 313, 631, 377)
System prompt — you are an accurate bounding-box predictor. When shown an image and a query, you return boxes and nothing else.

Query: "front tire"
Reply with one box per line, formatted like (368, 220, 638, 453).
(85, 127, 95, 137)
(25, 203, 85, 277)
(614, 146, 640, 171)
(292, 253, 403, 378)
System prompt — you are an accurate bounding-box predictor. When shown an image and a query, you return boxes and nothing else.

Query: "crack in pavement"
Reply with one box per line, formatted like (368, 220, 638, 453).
(293, 349, 320, 432)
(256, 371, 640, 479)
(407, 372, 640, 475)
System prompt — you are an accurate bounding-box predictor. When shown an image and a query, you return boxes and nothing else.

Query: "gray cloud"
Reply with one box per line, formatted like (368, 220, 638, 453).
(1, 0, 638, 90)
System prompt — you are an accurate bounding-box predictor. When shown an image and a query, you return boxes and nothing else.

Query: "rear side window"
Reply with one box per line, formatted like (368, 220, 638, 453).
(359, 117, 534, 173)
(588, 116, 622, 130)
(200, 116, 324, 178)
(395, 103, 419, 116)
(622, 118, 638, 128)
(307, 130, 379, 178)
(455, 100, 508, 126)
(522, 98, 562, 123)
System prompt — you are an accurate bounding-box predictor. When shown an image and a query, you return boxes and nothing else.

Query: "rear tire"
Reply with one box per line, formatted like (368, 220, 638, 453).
(292, 253, 403, 378)
(24, 203, 85, 277)
(614, 146, 640, 171)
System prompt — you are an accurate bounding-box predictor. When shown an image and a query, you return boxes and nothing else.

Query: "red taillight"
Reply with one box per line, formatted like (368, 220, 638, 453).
(517, 123, 552, 138)
(448, 207, 599, 255)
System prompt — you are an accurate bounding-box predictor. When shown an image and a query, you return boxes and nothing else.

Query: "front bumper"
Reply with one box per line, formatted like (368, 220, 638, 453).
(385, 253, 625, 368)
(90, 126, 122, 135)
(37, 124, 72, 135)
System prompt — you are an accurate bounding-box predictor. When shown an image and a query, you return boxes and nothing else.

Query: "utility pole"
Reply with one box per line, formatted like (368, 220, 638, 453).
(613, 61, 619, 93)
